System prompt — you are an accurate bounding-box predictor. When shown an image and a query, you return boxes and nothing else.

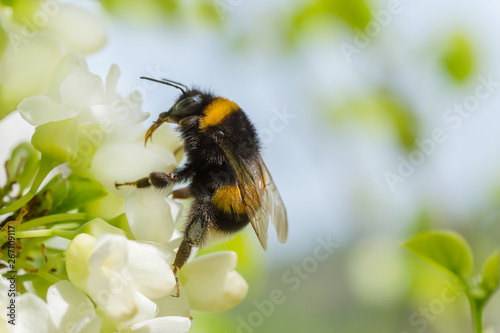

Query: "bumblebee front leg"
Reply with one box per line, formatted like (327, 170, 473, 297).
(115, 172, 175, 189)
(114, 176, 152, 189)
(172, 199, 213, 297)
(115, 164, 194, 190)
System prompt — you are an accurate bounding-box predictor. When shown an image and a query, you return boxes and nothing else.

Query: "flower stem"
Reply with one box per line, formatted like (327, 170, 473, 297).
(52, 228, 78, 239)
(24, 263, 61, 284)
(40, 252, 65, 273)
(0, 156, 59, 215)
(16, 230, 54, 238)
(466, 293, 483, 333)
(17, 213, 88, 231)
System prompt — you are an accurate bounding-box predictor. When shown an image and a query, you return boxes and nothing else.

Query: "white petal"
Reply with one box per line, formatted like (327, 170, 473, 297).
(46, 280, 101, 333)
(167, 198, 185, 226)
(127, 316, 191, 333)
(80, 218, 126, 238)
(17, 293, 50, 333)
(46, 53, 88, 103)
(148, 125, 184, 160)
(0, 277, 15, 332)
(0, 112, 34, 185)
(145, 144, 177, 169)
(0, 278, 6, 306)
(125, 189, 174, 243)
(105, 64, 121, 102)
(0, 320, 12, 333)
(155, 284, 191, 318)
(18, 95, 78, 125)
(181, 251, 249, 312)
(86, 234, 138, 322)
(66, 233, 96, 291)
(43, 5, 107, 54)
(90, 143, 176, 197)
(67, 315, 101, 333)
(126, 241, 176, 299)
(77, 100, 148, 126)
(1, 32, 64, 112)
(120, 291, 157, 328)
(60, 67, 105, 111)
(102, 123, 145, 144)
(110, 90, 149, 124)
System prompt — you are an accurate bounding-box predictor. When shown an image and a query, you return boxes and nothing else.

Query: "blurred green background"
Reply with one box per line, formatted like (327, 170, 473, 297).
(7, 0, 500, 332)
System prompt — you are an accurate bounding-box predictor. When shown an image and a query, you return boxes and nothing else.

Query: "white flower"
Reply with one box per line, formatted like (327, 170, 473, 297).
(125, 189, 175, 244)
(89, 121, 183, 198)
(0, 276, 13, 333)
(65, 189, 249, 330)
(0, 3, 106, 118)
(66, 233, 188, 332)
(18, 53, 147, 127)
(17, 280, 101, 333)
(41, 4, 107, 54)
(124, 190, 249, 312)
(180, 251, 249, 312)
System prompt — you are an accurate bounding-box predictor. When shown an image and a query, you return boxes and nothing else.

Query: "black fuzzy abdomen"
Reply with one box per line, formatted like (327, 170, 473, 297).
(212, 207, 250, 233)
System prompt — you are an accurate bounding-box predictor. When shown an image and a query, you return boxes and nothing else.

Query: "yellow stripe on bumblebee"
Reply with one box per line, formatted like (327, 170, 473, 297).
(199, 97, 240, 130)
(212, 185, 246, 214)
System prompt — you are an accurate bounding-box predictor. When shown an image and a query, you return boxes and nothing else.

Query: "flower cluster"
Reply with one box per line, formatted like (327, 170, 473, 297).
(0, 2, 248, 332)
(0, 1, 107, 120)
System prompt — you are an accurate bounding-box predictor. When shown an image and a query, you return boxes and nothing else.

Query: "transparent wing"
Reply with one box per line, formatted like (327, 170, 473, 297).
(257, 155, 288, 244)
(220, 141, 288, 250)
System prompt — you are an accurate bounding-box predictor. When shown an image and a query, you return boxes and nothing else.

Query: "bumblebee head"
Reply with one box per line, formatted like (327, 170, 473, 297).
(161, 90, 204, 124)
(142, 77, 207, 146)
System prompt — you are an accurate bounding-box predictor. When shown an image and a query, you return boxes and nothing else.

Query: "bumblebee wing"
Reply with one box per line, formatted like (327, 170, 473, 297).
(219, 141, 287, 250)
(257, 154, 288, 244)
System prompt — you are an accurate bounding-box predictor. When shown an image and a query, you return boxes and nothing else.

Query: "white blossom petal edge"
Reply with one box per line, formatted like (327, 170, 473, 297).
(125, 189, 175, 244)
(17, 280, 101, 333)
(17, 53, 148, 127)
(180, 251, 249, 312)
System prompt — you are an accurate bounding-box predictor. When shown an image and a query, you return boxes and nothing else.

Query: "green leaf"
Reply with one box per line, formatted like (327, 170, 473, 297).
(328, 0, 371, 31)
(480, 251, 499, 297)
(288, 0, 371, 46)
(329, 91, 418, 151)
(51, 175, 107, 214)
(6, 142, 40, 192)
(404, 230, 473, 278)
(193, 1, 222, 27)
(36, 174, 70, 214)
(99, 0, 179, 19)
(442, 34, 475, 83)
(380, 92, 418, 151)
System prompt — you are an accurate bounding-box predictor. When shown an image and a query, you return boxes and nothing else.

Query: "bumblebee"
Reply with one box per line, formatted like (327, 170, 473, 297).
(116, 77, 288, 296)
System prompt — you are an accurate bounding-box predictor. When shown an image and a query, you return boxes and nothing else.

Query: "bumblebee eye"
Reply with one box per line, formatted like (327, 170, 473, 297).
(173, 95, 202, 111)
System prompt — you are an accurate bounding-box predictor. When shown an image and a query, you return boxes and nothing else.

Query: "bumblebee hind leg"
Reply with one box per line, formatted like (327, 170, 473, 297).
(172, 199, 213, 297)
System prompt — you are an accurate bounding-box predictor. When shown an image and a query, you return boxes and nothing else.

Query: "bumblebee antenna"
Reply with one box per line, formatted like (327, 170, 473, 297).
(161, 78, 190, 92)
(140, 76, 188, 94)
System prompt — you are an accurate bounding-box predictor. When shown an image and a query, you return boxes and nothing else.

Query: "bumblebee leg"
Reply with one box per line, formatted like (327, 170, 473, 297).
(147, 172, 176, 188)
(115, 172, 175, 190)
(114, 177, 151, 189)
(172, 187, 192, 199)
(172, 199, 212, 297)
